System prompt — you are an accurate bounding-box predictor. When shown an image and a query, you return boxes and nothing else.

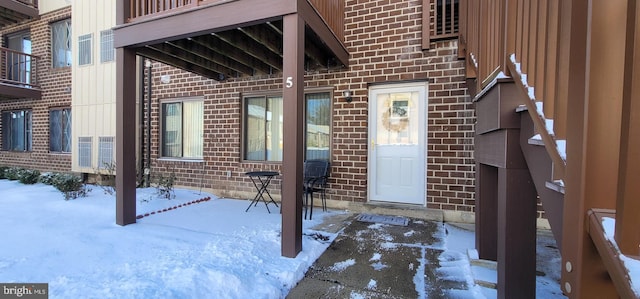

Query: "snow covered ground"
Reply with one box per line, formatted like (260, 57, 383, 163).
(0, 179, 566, 298)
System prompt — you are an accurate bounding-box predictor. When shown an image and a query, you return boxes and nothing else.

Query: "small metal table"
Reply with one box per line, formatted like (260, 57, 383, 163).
(245, 171, 279, 213)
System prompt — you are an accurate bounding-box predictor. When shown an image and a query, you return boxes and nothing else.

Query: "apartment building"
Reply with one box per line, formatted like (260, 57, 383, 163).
(2, 0, 477, 222)
(114, 0, 475, 220)
(0, 0, 72, 172)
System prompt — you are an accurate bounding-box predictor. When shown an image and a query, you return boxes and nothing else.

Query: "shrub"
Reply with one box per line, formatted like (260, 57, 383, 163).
(4, 168, 22, 181)
(0, 166, 8, 179)
(51, 174, 90, 200)
(95, 161, 116, 195)
(19, 169, 40, 184)
(39, 172, 57, 185)
(155, 172, 176, 200)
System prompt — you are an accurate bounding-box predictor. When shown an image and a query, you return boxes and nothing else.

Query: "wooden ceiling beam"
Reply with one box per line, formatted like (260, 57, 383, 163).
(190, 35, 273, 75)
(265, 20, 334, 70)
(304, 31, 333, 69)
(147, 42, 237, 78)
(213, 31, 283, 72)
(168, 39, 254, 76)
(237, 25, 283, 57)
(0, 8, 30, 27)
(137, 46, 226, 80)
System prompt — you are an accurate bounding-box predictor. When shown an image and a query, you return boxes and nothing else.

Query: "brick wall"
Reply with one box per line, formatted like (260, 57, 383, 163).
(0, 7, 72, 173)
(142, 0, 476, 213)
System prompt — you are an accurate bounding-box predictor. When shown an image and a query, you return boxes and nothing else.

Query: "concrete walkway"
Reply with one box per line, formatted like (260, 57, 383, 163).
(288, 213, 475, 298)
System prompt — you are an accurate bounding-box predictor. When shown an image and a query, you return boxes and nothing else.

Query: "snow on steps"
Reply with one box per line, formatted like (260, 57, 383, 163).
(467, 249, 498, 290)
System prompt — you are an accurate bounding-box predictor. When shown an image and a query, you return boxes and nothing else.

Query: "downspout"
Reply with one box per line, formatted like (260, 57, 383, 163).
(137, 58, 145, 187)
(145, 59, 152, 187)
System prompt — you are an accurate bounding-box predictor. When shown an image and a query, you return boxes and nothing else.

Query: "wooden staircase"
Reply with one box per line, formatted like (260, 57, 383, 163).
(460, 0, 640, 298)
(517, 107, 564, 248)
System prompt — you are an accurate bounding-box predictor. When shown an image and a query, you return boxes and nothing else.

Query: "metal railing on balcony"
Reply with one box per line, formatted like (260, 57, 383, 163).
(0, 47, 39, 89)
(460, 0, 640, 297)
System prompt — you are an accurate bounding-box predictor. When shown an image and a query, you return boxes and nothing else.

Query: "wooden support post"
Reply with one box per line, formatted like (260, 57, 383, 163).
(497, 167, 536, 299)
(475, 163, 498, 261)
(281, 13, 304, 258)
(115, 47, 137, 226)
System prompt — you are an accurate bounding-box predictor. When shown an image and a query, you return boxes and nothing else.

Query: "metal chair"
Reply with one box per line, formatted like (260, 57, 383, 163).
(303, 159, 330, 220)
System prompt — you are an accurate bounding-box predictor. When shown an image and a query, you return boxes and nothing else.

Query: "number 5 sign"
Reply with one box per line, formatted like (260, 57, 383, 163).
(285, 77, 293, 88)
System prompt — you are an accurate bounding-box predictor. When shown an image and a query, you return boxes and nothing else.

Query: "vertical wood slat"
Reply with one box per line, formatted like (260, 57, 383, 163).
(554, 0, 572, 141)
(422, 0, 431, 49)
(309, 0, 345, 42)
(479, 0, 485, 82)
(521, 0, 529, 74)
(616, 0, 640, 258)
(483, 0, 491, 84)
(545, 0, 561, 136)
(450, 0, 455, 34)
(458, 0, 466, 58)
(515, 0, 523, 63)
(534, 0, 546, 101)
(440, 0, 445, 34)
(504, 0, 517, 76)
(490, 0, 496, 77)
(527, 0, 537, 91)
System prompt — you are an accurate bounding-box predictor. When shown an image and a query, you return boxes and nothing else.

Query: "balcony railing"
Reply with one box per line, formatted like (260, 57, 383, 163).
(1, 47, 39, 89)
(126, 0, 344, 42)
(308, 0, 344, 43)
(422, 0, 460, 50)
(460, 0, 640, 297)
(129, 0, 205, 21)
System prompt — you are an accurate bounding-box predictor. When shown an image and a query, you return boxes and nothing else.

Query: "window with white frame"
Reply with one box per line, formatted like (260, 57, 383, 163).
(1, 110, 32, 151)
(243, 91, 331, 162)
(51, 19, 72, 68)
(78, 34, 92, 65)
(100, 30, 114, 63)
(49, 108, 71, 153)
(161, 99, 204, 159)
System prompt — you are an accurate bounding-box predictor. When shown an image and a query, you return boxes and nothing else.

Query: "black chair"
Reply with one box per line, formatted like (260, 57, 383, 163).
(303, 159, 330, 220)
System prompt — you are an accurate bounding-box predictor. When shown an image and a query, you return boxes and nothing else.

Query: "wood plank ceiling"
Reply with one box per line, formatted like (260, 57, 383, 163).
(136, 19, 344, 81)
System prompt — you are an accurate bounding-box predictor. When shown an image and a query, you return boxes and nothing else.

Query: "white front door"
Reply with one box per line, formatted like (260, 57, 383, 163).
(368, 82, 427, 205)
